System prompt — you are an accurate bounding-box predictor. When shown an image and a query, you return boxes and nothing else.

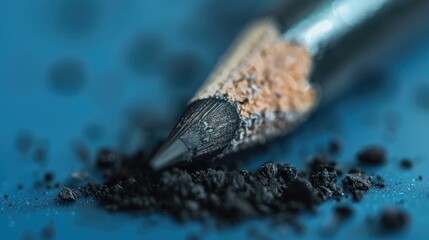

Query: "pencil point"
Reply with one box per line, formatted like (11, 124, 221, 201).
(150, 138, 189, 170)
(149, 97, 241, 170)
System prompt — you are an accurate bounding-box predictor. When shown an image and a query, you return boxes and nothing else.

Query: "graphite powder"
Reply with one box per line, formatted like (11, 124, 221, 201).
(63, 148, 382, 225)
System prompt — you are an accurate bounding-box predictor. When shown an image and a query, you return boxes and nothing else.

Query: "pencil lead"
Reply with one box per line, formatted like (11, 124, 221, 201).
(150, 137, 189, 170)
(150, 97, 241, 170)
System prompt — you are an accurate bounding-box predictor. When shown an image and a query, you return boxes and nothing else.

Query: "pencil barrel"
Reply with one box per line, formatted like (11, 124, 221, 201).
(274, 0, 429, 101)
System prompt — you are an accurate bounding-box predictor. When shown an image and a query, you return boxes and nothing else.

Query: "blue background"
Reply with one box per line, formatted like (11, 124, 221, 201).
(1, 0, 429, 239)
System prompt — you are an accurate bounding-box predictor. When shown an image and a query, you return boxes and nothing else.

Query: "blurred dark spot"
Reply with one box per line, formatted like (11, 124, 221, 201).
(46, 0, 100, 38)
(415, 84, 429, 111)
(32, 170, 40, 178)
(33, 180, 44, 190)
(186, 0, 274, 50)
(18, 184, 23, 190)
(20, 229, 37, 240)
(351, 68, 394, 99)
(328, 138, 342, 155)
(400, 158, 413, 170)
(162, 53, 203, 87)
(32, 139, 51, 165)
(126, 35, 164, 75)
(71, 140, 91, 165)
(334, 205, 354, 220)
(40, 222, 56, 240)
(96, 149, 121, 170)
(357, 146, 387, 166)
(44, 172, 55, 182)
(89, 73, 126, 107)
(187, 233, 202, 240)
(34, 148, 48, 163)
(83, 123, 103, 141)
(324, 205, 354, 235)
(48, 58, 87, 96)
(384, 111, 401, 133)
(379, 207, 410, 232)
(15, 130, 34, 155)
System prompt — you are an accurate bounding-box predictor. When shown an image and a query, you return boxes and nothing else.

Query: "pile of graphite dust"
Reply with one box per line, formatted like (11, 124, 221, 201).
(58, 144, 390, 227)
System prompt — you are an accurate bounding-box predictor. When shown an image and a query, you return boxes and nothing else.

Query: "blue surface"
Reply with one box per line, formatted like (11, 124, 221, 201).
(1, 0, 429, 239)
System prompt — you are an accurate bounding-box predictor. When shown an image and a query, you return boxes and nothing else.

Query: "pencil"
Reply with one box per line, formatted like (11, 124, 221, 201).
(150, 0, 428, 169)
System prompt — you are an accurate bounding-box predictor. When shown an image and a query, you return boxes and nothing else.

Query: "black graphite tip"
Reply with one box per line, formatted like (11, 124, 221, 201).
(150, 97, 241, 170)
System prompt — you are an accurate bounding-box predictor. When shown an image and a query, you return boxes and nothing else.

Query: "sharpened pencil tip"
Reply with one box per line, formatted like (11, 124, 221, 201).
(149, 97, 241, 170)
(150, 138, 189, 170)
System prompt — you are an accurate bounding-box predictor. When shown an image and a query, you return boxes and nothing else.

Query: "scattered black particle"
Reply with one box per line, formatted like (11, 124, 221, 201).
(283, 178, 317, 211)
(259, 162, 278, 179)
(308, 156, 343, 201)
(379, 207, 410, 231)
(18, 184, 23, 190)
(343, 173, 372, 191)
(373, 175, 385, 189)
(417, 175, 423, 181)
(342, 172, 372, 202)
(328, 139, 342, 155)
(357, 146, 387, 166)
(48, 58, 86, 95)
(15, 131, 34, 154)
(44, 172, 55, 182)
(415, 84, 429, 111)
(59, 187, 79, 201)
(400, 159, 413, 170)
(278, 163, 298, 182)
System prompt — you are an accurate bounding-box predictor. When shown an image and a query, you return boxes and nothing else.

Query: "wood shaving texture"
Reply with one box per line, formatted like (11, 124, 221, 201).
(193, 18, 318, 152)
